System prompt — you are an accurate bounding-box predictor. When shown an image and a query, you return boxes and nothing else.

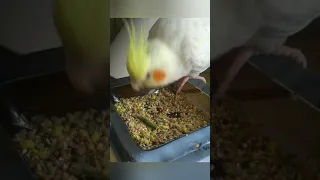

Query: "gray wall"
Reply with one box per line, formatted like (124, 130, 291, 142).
(0, 2, 124, 55)
(111, 18, 124, 42)
(0, 0, 61, 54)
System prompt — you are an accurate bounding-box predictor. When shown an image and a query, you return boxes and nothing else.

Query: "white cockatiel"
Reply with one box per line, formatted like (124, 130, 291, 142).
(123, 18, 210, 93)
(211, 0, 320, 100)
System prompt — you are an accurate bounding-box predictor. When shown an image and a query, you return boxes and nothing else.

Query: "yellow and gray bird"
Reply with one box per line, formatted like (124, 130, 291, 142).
(52, 0, 109, 95)
(124, 18, 210, 94)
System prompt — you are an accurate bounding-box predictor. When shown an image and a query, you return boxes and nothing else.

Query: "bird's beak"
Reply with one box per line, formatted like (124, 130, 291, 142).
(130, 78, 142, 91)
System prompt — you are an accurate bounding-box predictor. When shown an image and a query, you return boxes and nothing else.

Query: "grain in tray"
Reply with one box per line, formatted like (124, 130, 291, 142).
(114, 87, 210, 150)
(14, 109, 109, 180)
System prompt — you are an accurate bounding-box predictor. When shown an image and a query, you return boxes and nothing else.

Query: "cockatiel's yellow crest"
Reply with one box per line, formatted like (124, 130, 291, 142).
(52, 0, 109, 94)
(122, 19, 150, 81)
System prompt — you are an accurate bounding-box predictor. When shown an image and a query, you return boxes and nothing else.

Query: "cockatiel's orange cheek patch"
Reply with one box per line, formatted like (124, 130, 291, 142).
(152, 69, 166, 83)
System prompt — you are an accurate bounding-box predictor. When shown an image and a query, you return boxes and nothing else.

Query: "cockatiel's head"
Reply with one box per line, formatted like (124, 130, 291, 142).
(123, 19, 172, 91)
(53, 0, 109, 95)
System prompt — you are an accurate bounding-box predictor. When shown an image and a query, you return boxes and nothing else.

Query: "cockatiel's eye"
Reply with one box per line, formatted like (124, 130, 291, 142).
(146, 72, 151, 79)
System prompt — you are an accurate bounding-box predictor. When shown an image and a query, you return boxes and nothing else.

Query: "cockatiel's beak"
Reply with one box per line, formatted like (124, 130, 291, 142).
(130, 79, 143, 91)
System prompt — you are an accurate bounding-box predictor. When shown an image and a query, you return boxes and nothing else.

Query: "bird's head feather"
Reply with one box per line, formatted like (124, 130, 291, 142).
(123, 19, 150, 81)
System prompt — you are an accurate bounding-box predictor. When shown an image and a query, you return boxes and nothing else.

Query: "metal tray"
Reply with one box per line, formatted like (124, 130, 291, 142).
(0, 72, 109, 179)
(110, 77, 210, 162)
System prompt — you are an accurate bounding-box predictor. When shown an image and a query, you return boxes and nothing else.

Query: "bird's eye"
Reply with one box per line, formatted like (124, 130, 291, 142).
(146, 72, 151, 79)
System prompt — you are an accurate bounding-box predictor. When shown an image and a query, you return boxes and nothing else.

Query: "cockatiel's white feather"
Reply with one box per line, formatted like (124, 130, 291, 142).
(211, 0, 320, 100)
(148, 18, 210, 79)
(211, 0, 262, 60)
(211, 0, 320, 59)
(247, 0, 320, 52)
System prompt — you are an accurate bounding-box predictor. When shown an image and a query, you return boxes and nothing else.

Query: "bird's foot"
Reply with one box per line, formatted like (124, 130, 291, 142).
(176, 76, 206, 94)
(213, 46, 307, 105)
(213, 48, 255, 101)
(269, 46, 308, 68)
(193, 76, 207, 83)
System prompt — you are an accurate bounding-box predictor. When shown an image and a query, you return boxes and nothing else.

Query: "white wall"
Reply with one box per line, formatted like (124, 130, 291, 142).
(110, 0, 210, 18)
(0, 0, 62, 54)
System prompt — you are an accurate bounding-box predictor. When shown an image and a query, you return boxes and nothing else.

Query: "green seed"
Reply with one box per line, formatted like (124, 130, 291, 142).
(20, 140, 35, 149)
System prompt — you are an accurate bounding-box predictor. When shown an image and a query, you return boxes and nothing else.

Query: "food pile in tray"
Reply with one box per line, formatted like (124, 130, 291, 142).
(211, 97, 320, 180)
(14, 109, 109, 180)
(114, 87, 210, 150)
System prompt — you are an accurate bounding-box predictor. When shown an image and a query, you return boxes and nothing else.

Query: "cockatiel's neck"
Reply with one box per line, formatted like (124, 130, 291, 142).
(147, 38, 190, 83)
